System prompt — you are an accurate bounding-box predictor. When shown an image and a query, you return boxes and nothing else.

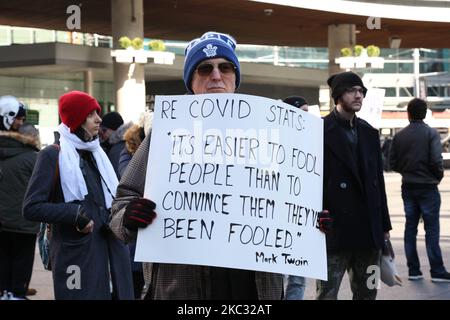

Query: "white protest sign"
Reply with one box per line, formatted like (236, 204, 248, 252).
(307, 105, 321, 118)
(135, 93, 327, 280)
(357, 88, 385, 129)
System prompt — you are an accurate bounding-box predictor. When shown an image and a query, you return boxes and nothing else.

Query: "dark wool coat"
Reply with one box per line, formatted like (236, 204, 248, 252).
(110, 133, 283, 300)
(106, 122, 132, 179)
(0, 132, 39, 234)
(23, 144, 133, 300)
(323, 112, 392, 252)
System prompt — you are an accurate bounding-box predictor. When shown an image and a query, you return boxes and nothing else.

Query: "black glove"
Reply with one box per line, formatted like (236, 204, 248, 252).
(123, 198, 157, 231)
(318, 210, 333, 234)
(75, 206, 90, 231)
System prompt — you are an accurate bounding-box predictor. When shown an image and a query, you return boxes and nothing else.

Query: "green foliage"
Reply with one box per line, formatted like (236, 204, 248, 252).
(340, 47, 352, 57)
(367, 45, 381, 57)
(131, 37, 144, 50)
(353, 45, 364, 56)
(118, 36, 131, 49)
(149, 39, 166, 51)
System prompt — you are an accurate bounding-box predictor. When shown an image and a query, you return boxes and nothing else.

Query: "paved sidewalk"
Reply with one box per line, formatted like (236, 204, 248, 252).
(303, 171, 450, 300)
(27, 171, 450, 300)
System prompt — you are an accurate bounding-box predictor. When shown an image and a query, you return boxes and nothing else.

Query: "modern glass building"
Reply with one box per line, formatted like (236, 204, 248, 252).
(1, 23, 449, 145)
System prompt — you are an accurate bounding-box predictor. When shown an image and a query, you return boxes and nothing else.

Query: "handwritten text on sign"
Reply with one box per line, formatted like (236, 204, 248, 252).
(135, 93, 326, 280)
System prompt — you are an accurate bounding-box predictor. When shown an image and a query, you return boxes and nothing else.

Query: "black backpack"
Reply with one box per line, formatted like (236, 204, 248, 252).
(37, 144, 60, 271)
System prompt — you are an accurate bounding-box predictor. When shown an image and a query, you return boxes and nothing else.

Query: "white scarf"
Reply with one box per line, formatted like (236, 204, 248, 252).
(57, 123, 118, 209)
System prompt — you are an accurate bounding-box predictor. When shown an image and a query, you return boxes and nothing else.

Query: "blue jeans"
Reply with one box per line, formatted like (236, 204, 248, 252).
(402, 186, 446, 276)
(284, 275, 305, 300)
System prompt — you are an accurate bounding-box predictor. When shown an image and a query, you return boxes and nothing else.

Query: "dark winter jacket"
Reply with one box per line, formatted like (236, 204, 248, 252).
(118, 148, 132, 179)
(0, 131, 39, 234)
(23, 144, 133, 300)
(323, 111, 392, 252)
(390, 120, 443, 185)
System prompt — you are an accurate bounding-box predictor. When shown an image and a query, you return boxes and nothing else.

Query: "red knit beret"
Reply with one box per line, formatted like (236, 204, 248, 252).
(58, 91, 101, 133)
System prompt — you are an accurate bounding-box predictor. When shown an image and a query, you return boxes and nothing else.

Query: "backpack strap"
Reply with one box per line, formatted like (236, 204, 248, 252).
(48, 144, 60, 202)
(43, 143, 61, 251)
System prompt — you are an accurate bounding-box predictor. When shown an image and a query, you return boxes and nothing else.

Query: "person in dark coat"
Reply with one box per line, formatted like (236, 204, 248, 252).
(316, 72, 392, 300)
(390, 98, 450, 282)
(99, 112, 132, 178)
(0, 124, 40, 299)
(106, 122, 133, 178)
(99, 112, 123, 151)
(381, 137, 393, 172)
(23, 91, 133, 300)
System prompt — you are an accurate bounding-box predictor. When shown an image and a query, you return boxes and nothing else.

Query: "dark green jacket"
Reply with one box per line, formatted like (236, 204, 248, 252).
(0, 131, 39, 234)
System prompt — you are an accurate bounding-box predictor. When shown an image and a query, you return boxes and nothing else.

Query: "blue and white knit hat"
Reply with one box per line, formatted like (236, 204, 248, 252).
(183, 31, 241, 93)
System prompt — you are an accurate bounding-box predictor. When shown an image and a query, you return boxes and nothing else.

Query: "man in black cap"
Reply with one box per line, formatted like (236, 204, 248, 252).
(317, 71, 392, 300)
(283, 96, 309, 112)
(99, 111, 132, 178)
(99, 111, 124, 146)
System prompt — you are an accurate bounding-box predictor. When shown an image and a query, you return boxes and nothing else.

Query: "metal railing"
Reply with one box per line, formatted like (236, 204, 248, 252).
(1, 25, 449, 72)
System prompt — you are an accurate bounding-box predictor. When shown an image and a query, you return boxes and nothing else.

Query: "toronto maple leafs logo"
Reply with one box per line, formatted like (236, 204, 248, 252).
(203, 44, 217, 57)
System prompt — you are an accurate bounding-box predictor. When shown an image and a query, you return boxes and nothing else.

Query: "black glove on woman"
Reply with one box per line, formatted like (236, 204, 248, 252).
(75, 206, 90, 231)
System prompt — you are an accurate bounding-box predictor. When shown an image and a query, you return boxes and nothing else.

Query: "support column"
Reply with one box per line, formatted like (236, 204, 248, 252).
(84, 69, 93, 96)
(327, 24, 356, 109)
(111, 0, 145, 123)
(412, 48, 420, 97)
(328, 24, 356, 76)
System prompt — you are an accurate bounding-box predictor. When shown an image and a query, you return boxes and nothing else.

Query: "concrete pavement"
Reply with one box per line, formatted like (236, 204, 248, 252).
(27, 171, 450, 300)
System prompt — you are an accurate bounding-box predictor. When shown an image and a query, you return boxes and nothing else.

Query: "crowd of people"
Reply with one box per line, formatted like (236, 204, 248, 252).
(0, 30, 449, 300)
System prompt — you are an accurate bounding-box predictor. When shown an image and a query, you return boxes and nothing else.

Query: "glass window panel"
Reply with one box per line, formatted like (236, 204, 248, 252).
(35, 29, 55, 43)
(12, 27, 33, 44)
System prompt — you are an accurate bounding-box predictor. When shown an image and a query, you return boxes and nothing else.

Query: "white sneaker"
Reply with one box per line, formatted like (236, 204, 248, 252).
(0, 290, 9, 300)
(431, 272, 450, 283)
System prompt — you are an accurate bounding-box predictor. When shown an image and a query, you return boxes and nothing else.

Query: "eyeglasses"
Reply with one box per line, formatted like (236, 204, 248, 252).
(195, 62, 236, 76)
(345, 87, 365, 96)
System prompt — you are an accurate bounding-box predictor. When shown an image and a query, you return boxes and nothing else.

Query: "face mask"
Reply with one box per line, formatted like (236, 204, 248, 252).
(0, 96, 20, 130)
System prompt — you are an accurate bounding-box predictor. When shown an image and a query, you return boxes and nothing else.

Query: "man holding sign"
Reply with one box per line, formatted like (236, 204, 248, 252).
(110, 32, 285, 299)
